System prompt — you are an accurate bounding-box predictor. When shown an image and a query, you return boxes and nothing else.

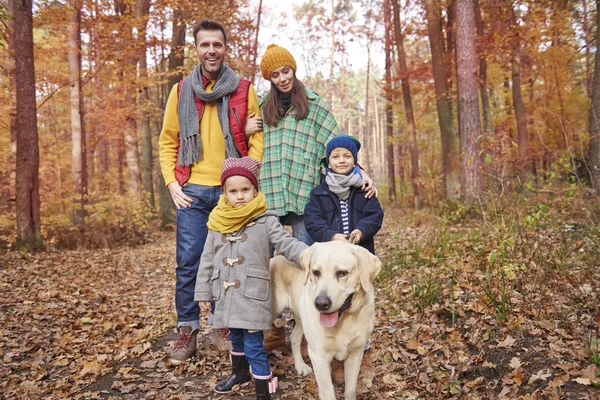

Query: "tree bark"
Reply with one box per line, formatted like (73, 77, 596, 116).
(136, 0, 154, 208)
(363, 41, 372, 173)
(474, 0, 492, 134)
(508, 4, 530, 180)
(456, 0, 484, 204)
(584, 0, 593, 99)
(384, 0, 396, 202)
(249, 0, 263, 82)
(329, 0, 335, 110)
(11, 0, 43, 250)
(67, 0, 87, 225)
(588, 0, 600, 194)
(159, 8, 187, 227)
(424, 0, 461, 199)
(392, 0, 421, 207)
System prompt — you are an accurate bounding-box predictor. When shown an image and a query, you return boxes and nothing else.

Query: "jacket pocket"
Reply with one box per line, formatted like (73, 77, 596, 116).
(211, 269, 221, 301)
(244, 266, 270, 301)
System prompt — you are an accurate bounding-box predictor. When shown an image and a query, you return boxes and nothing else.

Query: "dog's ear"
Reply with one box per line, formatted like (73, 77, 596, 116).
(355, 246, 382, 293)
(300, 245, 315, 285)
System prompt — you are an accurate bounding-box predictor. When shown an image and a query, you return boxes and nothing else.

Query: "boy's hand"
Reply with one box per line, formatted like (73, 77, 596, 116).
(199, 301, 211, 314)
(244, 112, 263, 139)
(332, 233, 347, 241)
(347, 229, 363, 244)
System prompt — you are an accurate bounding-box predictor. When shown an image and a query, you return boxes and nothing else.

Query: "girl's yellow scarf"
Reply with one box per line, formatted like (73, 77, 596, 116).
(207, 192, 268, 234)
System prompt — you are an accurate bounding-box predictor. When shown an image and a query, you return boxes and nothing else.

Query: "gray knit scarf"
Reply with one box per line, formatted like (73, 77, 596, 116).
(177, 64, 241, 166)
(325, 167, 363, 200)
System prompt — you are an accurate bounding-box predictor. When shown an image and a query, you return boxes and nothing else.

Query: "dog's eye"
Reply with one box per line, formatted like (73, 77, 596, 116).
(336, 271, 348, 278)
(313, 270, 321, 278)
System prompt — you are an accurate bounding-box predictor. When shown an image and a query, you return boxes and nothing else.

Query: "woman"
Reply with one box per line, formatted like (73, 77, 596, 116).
(246, 44, 376, 352)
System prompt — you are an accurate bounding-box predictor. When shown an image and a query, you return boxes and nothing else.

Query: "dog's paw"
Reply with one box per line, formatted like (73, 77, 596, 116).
(295, 362, 313, 376)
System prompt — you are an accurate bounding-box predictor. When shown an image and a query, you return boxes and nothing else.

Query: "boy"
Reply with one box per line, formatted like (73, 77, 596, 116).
(304, 134, 384, 254)
(195, 156, 307, 400)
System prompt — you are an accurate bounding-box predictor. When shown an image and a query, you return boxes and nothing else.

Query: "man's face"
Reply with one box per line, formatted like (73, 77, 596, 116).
(195, 29, 226, 80)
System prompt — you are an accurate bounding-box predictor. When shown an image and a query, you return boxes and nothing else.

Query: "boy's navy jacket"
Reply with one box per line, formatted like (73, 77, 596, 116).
(304, 181, 384, 254)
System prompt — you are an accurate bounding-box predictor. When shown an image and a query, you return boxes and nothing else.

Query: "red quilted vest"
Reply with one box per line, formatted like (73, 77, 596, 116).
(174, 76, 251, 185)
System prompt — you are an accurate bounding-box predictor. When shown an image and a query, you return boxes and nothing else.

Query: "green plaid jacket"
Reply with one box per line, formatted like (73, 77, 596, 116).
(258, 88, 341, 216)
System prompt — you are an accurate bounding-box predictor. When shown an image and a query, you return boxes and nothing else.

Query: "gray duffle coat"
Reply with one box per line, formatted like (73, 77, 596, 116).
(194, 212, 308, 331)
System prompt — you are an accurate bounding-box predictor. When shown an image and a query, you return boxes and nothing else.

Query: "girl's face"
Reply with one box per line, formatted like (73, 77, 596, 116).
(270, 65, 295, 93)
(224, 176, 257, 208)
(328, 147, 355, 175)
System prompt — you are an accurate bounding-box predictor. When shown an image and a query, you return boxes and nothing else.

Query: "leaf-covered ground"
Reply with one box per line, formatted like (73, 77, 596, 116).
(1, 197, 600, 399)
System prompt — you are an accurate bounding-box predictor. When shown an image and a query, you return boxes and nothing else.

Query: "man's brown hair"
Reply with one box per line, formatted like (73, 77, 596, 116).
(193, 19, 228, 46)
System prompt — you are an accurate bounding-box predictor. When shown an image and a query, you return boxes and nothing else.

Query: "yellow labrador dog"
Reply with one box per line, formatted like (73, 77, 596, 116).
(270, 241, 382, 400)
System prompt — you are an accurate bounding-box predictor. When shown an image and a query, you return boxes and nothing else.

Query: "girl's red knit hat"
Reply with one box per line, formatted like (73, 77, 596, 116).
(220, 156, 261, 189)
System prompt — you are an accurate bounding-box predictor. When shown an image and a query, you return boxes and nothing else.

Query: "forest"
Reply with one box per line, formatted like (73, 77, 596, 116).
(1, 0, 600, 398)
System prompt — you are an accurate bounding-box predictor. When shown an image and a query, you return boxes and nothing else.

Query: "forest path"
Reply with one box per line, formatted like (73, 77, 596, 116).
(1, 204, 598, 399)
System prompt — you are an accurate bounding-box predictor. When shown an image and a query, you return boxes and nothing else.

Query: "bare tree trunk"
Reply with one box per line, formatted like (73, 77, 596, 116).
(329, 0, 335, 110)
(584, 0, 593, 99)
(384, 0, 396, 202)
(392, 0, 421, 208)
(363, 42, 372, 173)
(11, 0, 43, 250)
(67, 0, 87, 225)
(456, 0, 483, 204)
(136, 0, 154, 208)
(424, 0, 460, 200)
(7, 0, 17, 201)
(474, 0, 492, 134)
(508, 5, 530, 181)
(249, 0, 263, 82)
(159, 8, 186, 227)
(589, 0, 600, 194)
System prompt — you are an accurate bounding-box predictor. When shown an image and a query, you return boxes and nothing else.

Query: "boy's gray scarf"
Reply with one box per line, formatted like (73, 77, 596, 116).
(325, 170, 363, 200)
(177, 64, 241, 166)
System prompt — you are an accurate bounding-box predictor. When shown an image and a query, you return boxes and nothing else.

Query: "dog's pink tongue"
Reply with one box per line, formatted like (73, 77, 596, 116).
(320, 312, 339, 328)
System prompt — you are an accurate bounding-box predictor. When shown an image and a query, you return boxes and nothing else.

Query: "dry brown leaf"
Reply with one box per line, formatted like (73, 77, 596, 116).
(497, 335, 516, 348)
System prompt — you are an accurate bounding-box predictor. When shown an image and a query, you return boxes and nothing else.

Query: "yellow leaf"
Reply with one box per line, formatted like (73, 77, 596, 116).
(417, 346, 427, 355)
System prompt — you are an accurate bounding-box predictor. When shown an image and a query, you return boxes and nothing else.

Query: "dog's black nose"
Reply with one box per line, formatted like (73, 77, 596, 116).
(314, 295, 332, 311)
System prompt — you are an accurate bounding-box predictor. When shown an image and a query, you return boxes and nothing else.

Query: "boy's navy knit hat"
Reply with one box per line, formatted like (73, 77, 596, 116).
(326, 134, 361, 162)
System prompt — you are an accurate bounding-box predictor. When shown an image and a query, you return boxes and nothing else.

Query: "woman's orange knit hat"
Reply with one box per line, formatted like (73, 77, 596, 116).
(259, 44, 297, 80)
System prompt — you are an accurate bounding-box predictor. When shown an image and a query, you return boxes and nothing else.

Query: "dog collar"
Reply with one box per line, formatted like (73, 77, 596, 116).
(338, 293, 354, 317)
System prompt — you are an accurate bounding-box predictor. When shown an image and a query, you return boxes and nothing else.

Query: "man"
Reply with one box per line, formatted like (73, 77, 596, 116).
(159, 19, 263, 366)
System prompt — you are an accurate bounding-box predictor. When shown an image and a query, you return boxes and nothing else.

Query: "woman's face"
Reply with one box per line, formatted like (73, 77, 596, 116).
(270, 65, 295, 93)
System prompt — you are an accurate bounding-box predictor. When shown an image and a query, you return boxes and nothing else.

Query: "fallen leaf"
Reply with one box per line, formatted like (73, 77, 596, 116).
(497, 335, 516, 348)
(573, 377, 591, 385)
(509, 357, 522, 370)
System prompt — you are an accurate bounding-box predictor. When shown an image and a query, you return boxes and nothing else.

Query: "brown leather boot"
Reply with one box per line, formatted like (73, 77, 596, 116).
(263, 325, 286, 352)
(168, 326, 198, 366)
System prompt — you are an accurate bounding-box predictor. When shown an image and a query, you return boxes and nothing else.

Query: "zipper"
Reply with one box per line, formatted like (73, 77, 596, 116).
(232, 108, 242, 127)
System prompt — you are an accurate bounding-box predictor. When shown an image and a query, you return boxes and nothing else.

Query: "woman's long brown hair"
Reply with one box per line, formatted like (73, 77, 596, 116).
(262, 76, 309, 126)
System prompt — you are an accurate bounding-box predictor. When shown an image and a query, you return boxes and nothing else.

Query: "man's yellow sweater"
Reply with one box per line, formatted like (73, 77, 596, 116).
(159, 80, 264, 187)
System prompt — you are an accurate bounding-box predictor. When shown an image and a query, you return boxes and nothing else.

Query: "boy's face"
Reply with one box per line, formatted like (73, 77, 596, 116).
(328, 147, 355, 175)
(224, 175, 257, 208)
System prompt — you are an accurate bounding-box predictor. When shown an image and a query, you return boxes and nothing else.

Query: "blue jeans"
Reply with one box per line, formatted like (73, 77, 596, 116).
(229, 328, 270, 377)
(175, 184, 222, 330)
(279, 212, 314, 246)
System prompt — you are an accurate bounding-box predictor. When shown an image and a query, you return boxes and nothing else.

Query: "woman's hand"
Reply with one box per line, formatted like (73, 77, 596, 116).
(244, 112, 263, 139)
(361, 171, 378, 198)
